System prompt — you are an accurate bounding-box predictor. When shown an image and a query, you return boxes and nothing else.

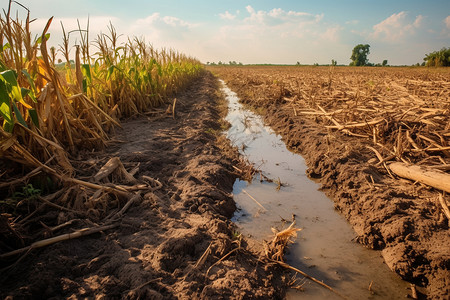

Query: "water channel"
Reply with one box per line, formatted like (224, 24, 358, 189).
(221, 80, 410, 299)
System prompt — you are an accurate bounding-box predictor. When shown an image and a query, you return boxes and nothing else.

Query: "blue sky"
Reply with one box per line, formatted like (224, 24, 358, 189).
(3, 0, 450, 65)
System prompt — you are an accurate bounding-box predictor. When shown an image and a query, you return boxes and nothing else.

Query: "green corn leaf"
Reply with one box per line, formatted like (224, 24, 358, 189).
(12, 102, 27, 128)
(28, 108, 39, 128)
(36, 33, 51, 45)
(1, 69, 18, 86)
(81, 64, 92, 85)
(3, 121, 13, 132)
(0, 80, 12, 124)
(82, 78, 87, 93)
(21, 87, 30, 98)
(0, 70, 31, 108)
(0, 100, 11, 124)
(157, 64, 163, 77)
(107, 65, 115, 80)
(22, 69, 38, 101)
(2, 43, 10, 51)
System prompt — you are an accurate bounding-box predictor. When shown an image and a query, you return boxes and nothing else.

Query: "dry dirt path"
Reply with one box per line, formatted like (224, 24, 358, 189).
(1, 72, 286, 299)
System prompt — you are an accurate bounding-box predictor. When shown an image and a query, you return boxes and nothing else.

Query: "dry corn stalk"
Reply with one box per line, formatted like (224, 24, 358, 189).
(264, 221, 301, 262)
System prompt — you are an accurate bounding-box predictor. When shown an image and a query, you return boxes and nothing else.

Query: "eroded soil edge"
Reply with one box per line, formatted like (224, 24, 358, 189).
(1, 72, 286, 299)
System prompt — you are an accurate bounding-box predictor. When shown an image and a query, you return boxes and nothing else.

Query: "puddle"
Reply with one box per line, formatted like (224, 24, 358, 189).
(221, 80, 410, 299)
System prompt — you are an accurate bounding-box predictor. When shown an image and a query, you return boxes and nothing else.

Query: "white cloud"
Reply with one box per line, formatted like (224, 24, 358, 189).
(133, 13, 196, 30)
(320, 25, 343, 42)
(242, 5, 318, 26)
(205, 6, 345, 64)
(219, 11, 236, 20)
(442, 15, 450, 37)
(370, 11, 424, 42)
(128, 13, 199, 46)
(413, 15, 424, 28)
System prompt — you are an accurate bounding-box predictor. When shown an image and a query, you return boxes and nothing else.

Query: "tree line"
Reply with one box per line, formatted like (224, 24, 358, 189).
(423, 48, 450, 67)
(349, 44, 449, 67)
(206, 45, 449, 67)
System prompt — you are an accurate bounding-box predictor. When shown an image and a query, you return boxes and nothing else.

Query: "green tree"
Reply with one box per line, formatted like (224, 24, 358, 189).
(331, 59, 337, 66)
(350, 44, 370, 66)
(382, 59, 388, 66)
(423, 47, 450, 67)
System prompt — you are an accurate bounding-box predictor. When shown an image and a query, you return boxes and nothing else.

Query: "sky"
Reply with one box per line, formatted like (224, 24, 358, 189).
(2, 0, 450, 65)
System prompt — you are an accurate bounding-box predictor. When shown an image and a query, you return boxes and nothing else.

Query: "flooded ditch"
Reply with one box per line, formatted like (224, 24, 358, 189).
(221, 80, 410, 299)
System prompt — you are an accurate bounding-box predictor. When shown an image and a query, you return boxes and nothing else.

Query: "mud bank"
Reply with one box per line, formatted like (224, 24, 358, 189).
(215, 69, 450, 300)
(1, 72, 286, 299)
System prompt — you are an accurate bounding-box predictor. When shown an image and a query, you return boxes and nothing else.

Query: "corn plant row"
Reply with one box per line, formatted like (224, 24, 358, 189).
(0, 4, 203, 185)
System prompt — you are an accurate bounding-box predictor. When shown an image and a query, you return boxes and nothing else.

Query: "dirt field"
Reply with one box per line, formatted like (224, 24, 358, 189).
(209, 65, 450, 300)
(0, 72, 287, 299)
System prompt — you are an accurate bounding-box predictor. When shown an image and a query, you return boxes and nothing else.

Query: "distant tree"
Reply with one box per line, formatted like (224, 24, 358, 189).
(296, 61, 301, 66)
(331, 59, 337, 66)
(423, 47, 450, 67)
(218, 61, 223, 65)
(350, 44, 370, 66)
(382, 59, 388, 66)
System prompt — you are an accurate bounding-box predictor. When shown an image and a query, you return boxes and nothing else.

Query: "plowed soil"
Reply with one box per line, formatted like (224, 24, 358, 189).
(210, 65, 450, 300)
(0, 72, 286, 299)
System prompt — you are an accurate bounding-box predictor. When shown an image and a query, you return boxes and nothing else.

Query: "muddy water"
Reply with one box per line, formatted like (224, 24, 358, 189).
(221, 80, 410, 300)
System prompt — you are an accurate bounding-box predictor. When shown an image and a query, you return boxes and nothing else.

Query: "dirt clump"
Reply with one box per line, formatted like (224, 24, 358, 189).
(0, 71, 287, 299)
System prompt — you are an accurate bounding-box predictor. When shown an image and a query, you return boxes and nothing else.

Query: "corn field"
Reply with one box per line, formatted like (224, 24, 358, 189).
(0, 3, 202, 195)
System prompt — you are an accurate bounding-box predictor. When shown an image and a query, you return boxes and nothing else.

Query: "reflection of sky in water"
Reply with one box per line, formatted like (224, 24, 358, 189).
(220, 80, 409, 300)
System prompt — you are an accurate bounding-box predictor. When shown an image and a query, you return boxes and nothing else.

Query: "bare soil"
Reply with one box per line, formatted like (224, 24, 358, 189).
(213, 66, 450, 300)
(0, 72, 286, 299)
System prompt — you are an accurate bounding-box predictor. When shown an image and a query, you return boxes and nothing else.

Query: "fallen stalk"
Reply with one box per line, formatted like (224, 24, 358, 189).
(0, 223, 119, 259)
(242, 189, 267, 211)
(272, 259, 349, 300)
